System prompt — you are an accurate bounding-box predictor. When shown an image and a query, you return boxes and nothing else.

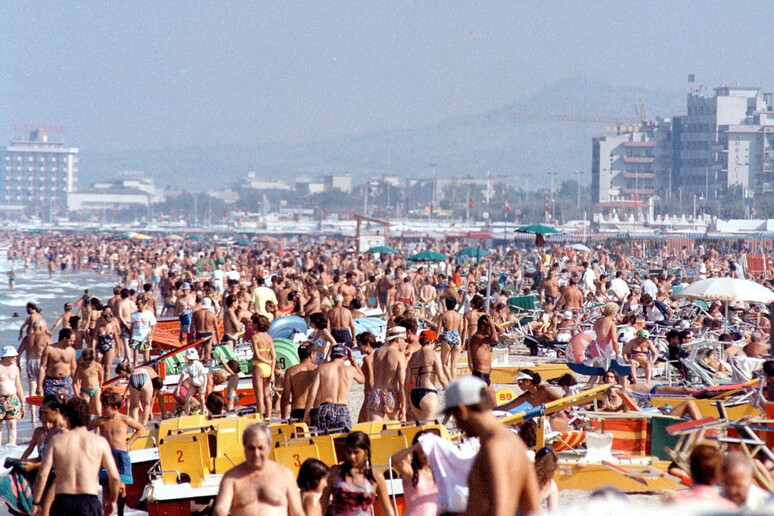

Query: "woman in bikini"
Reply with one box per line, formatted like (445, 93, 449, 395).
(115, 362, 166, 425)
(94, 309, 120, 379)
(405, 330, 448, 421)
(309, 312, 336, 363)
(621, 329, 659, 383)
(250, 314, 276, 418)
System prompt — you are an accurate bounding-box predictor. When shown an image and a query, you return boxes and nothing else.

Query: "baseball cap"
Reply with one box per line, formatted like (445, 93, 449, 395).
(387, 327, 407, 341)
(0, 346, 18, 358)
(330, 344, 347, 357)
(419, 329, 437, 341)
(638, 329, 650, 339)
(184, 348, 199, 360)
(441, 376, 489, 413)
(182, 282, 191, 290)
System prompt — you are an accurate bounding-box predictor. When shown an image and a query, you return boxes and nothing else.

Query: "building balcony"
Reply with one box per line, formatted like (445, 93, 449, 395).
(622, 141, 656, 148)
(622, 156, 655, 164)
(622, 172, 655, 180)
(622, 187, 655, 196)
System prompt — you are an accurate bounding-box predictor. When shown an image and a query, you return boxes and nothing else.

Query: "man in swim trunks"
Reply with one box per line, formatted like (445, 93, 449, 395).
(396, 276, 416, 307)
(89, 389, 144, 516)
(369, 326, 407, 421)
(304, 345, 364, 432)
(117, 288, 137, 362)
(130, 296, 157, 367)
(328, 294, 356, 348)
(556, 277, 583, 314)
(281, 345, 318, 421)
(17, 318, 50, 421)
(339, 272, 358, 307)
(468, 314, 499, 401)
(0, 346, 25, 446)
(38, 328, 77, 399)
(193, 297, 220, 361)
(32, 397, 121, 516)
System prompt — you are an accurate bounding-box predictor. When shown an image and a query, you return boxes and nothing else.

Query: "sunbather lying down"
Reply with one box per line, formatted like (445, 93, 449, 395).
(601, 387, 702, 421)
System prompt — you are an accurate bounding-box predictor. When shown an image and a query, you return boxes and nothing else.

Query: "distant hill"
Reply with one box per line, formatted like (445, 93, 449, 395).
(78, 77, 686, 191)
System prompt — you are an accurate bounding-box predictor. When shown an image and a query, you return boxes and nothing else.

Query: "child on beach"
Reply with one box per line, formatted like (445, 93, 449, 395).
(219, 359, 241, 411)
(534, 446, 559, 512)
(89, 389, 144, 516)
(73, 348, 104, 415)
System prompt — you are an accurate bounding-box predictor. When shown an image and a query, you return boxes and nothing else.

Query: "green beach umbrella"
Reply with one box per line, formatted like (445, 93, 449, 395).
(515, 224, 561, 248)
(407, 250, 447, 262)
(366, 246, 398, 254)
(235, 239, 254, 246)
(456, 246, 490, 259)
(186, 235, 204, 241)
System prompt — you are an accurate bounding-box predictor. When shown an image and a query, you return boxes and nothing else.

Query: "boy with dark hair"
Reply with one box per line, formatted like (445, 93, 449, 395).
(89, 389, 144, 516)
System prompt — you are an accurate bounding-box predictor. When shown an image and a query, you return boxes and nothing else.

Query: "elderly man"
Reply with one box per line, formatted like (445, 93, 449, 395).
(722, 451, 768, 510)
(213, 423, 304, 516)
(441, 376, 540, 516)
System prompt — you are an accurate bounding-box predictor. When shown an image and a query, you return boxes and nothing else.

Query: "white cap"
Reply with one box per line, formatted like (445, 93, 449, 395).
(514, 371, 534, 381)
(441, 376, 488, 413)
(201, 298, 212, 309)
(0, 346, 18, 358)
(184, 348, 200, 360)
(386, 326, 407, 341)
(562, 310, 573, 320)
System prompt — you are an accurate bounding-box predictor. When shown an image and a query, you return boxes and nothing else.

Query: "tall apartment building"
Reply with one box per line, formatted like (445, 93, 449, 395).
(591, 122, 671, 214)
(672, 86, 774, 197)
(1, 129, 78, 216)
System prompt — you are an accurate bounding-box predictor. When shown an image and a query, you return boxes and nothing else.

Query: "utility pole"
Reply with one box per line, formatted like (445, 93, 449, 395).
(573, 169, 581, 209)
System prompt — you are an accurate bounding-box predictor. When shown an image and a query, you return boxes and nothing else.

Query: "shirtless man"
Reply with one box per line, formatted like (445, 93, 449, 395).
(17, 319, 50, 418)
(622, 329, 659, 383)
(442, 376, 540, 516)
(460, 295, 485, 350)
(193, 298, 220, 361)
(32, 397, 120, 516)
(303, 345, 364, 432)
(213, 424, 304, 516)
(18, 302, 46, 341)
(744, 331, 769, 359)
(467, 314, 499, 400)
(280, 345, 317, 421)
(396, 276, 416, 308)
(376, 272, 392, 311)
(118, 289, 137, 361)
(328, 294, 356, 348)
(175, 283, 196, 343)
(339, 272, 358, 307)
(434, 296, 463, 379)
(556, 277, 583, 314)
(0, 346, 25, 446)
(539, 270, 559, 307)
(368, 327, 407, 421)
(38, 328, 77, 398)
(89, 389, 144, 516)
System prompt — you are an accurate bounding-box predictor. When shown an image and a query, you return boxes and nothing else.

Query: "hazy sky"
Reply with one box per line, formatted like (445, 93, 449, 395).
(0, 3, 767, 152)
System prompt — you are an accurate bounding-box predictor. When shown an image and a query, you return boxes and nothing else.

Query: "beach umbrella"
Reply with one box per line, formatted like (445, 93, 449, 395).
(130, 233, 152, 240)
(235, 239, 254, 246)
(570, 243, 591, 252)
(456, 246, 489, 259)
(366, 246, 398, 254)
(676, 277, 774, 304)
(256, 235, 279, 244)
(407, 250, 447, 262)
(167, 234, 183, 241)
(515, 224, 561, 247)
(186, 235, 204, 241)
(119, 232, 136, 239)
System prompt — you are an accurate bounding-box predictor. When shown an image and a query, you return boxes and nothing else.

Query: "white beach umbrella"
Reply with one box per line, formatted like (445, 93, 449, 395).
(676, 277, 774, 304)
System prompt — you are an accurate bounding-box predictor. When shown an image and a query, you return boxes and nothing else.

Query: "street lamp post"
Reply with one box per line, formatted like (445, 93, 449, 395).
(573, 169, 582, 209)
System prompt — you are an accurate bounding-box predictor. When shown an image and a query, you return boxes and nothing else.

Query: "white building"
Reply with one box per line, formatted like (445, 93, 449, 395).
(67, 177, 164, 212)
(323, 174, 352, 193)
(1, 129, 78, 215)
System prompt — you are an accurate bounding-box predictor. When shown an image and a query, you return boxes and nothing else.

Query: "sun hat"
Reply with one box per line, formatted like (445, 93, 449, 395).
(386, 327, 407, 341)
(0, 346, 18, 358)
(184, 348, 199, 360)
